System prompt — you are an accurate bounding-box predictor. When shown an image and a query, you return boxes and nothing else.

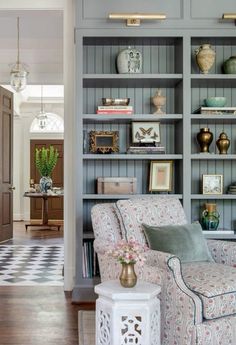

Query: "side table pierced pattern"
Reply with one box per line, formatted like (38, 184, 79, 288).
(95, 280, 161, 345)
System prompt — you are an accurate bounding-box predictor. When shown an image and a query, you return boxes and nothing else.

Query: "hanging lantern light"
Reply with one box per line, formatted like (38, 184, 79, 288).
(10, 17, 29, 92)
(36, 85, 48, 129)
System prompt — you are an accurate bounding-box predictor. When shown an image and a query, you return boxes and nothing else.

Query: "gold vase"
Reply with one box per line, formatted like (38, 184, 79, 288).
(119, 263, 137, 288)
(196, 128, 213, 153)
(216, 132, 230, 154)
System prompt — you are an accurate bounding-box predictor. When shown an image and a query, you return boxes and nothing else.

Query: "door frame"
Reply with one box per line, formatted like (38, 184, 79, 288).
(0, 0, 76, 291)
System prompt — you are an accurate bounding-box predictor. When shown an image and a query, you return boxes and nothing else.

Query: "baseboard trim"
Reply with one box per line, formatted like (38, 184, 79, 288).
(72, 286, 98, 303)
(13, 214, 23, 221)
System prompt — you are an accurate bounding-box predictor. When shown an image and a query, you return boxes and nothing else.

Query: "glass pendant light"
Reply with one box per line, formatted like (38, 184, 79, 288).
(37, 86, 48, 129)
(10, 17, 29, 92)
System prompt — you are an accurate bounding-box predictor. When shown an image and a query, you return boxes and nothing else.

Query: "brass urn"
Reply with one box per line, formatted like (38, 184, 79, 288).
(196, 128, 213, 153)
(119, 263, 137, 288)
(216, 132, 230, 154)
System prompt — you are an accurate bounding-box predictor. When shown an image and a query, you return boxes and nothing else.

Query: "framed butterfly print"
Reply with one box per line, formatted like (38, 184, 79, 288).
(132, 122, 160, 143)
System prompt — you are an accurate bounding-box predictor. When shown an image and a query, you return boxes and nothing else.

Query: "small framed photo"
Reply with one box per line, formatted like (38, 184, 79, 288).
(132, 122, 160, 143)
(202, 174, 223, 195)
(149, 161, 173, 192)
(89, 130, 119, 154)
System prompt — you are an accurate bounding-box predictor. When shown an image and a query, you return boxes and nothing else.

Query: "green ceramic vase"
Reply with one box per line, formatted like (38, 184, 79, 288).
(223, 56, 236, 74)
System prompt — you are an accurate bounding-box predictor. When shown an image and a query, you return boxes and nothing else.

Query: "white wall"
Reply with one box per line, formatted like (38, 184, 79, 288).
(13, 102, 64, 221)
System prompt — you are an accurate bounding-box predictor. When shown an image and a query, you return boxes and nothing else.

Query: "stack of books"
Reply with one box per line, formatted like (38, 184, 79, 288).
(96, 105, 133, 115)
(196, 107, 236, 115)
(82, 240, 100, 278)
(228, 183, 236, 194)
(127, 145, 165, 154)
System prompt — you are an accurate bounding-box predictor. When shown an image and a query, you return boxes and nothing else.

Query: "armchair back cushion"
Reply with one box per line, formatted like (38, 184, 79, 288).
(116, 196, 187, 244)
(143, 222, 213, 263)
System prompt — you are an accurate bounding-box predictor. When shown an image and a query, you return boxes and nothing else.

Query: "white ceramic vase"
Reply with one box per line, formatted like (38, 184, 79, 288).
(116, 46, 142, 74)
(195, 44, 215, 74)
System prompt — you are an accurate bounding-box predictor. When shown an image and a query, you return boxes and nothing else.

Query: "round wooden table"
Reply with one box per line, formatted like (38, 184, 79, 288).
(24, 192, 63, 231)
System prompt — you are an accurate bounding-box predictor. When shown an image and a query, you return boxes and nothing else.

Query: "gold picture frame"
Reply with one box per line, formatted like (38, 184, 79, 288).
(89, 131, 119, 154)
(202, 174, 223, 195)
(149, 161, 173, 192)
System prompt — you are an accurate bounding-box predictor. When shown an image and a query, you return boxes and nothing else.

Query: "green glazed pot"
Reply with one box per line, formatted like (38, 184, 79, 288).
(223, 56, 236, 74)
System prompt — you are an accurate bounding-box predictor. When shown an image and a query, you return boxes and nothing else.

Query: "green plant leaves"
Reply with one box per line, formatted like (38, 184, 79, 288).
(35, 146, 59, 177)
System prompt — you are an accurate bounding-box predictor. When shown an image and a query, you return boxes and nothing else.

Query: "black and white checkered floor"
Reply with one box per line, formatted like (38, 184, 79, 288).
(0, 245, 64, 286)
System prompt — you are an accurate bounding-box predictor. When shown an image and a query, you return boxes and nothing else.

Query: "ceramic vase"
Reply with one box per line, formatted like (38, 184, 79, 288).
(39, 176, 52, 193)
(201, 203, 220, 230)
(119, 263, 137, 288)
(196, 128, 213, 153)
(223, 56, 236, 74)
(216, 132, 230, 154)
(152, 89, 166, 114)
(195, 44, 216, 74)
(116, 46, 142, 74)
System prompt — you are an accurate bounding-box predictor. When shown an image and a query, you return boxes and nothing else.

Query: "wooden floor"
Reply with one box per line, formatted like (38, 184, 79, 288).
(3, 220, 64, 245)
(0, 222, 95, 344)
(0, 286, 94, 345)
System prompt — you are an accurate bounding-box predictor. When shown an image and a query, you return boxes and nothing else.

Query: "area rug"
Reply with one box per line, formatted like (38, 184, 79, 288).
(0, 245, 64, 286)
(78, 310, 95, 345)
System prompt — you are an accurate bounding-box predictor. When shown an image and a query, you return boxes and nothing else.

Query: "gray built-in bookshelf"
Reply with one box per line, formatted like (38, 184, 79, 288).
(74, 28, 236, 300)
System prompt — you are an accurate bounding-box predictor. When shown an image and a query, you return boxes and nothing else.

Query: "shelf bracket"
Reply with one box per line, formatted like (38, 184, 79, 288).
(108, 13, 166, 27)
(222, 13, 236, 25)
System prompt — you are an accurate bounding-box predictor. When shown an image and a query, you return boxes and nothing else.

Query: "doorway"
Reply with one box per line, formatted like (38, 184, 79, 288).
(30, 139, 64, 221)
(0, 2, 76, 291)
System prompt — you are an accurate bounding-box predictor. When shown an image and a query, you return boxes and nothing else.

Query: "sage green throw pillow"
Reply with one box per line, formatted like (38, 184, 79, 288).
(143, 222, 213, 263)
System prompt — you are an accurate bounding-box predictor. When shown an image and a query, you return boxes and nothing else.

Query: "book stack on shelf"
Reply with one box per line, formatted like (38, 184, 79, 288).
(127, 145, 165, 154)
(196, 107, 236, 115)
(82, 240, 100, 278)
(96, 105, 133, 114)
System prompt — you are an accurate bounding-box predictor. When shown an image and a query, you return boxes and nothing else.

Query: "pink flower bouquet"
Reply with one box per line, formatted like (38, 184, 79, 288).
(108, 239, 147, 265)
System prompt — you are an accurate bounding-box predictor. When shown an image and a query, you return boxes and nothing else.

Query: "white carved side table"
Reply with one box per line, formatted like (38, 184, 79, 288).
(95, 280, 161, 345)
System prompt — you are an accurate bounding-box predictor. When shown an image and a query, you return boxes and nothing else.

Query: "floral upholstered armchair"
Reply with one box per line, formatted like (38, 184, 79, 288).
(91, 196, 236, 345)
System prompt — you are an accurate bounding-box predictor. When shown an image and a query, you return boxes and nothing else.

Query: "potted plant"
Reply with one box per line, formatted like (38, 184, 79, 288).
(35, 145, 59, 193)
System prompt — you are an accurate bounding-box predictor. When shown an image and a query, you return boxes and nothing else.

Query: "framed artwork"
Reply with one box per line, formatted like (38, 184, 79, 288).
(89, 131, 119, 154)
(149, 161, 173, 192)
(132, 122, 160, 143)
(202, 174, 223, 195)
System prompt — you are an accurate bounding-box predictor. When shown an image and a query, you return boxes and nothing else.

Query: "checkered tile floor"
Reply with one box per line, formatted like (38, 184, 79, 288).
(0, 245, 64, 286)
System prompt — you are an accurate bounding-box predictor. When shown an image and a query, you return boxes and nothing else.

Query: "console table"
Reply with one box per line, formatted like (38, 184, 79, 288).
(95, 280, 161, 345)
(24, 192, 63, 231)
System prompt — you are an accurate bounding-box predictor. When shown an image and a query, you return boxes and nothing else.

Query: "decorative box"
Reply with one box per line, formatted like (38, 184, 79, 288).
(97, 177, 137, 195)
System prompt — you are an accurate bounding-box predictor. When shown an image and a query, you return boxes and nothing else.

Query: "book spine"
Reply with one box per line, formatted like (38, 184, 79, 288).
(98, 106, 133, 110)
(96, 110, 133, 114)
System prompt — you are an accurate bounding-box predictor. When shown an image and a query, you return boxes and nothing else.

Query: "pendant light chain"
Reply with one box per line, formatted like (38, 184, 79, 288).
(41, 85, 44, 113)
(17, 17, 20, 64)
(10, 16, 29, 92)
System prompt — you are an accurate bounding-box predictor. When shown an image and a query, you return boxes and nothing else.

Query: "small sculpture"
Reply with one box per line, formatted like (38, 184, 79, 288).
(216, 132, 230, 154)
(152, 89, 166, 114)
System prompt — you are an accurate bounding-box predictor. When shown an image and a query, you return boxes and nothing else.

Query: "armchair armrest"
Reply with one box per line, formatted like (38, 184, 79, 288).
(207, 239, 236, 266)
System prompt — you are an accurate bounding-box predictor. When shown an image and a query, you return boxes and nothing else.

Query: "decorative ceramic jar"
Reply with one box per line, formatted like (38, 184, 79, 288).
(39, 176, 52, 193)
(196, 128, 213, 153)
(201, 203, 220, 230)
(223, 56, 236, 74)
(119, 263, 137, 288)
(152, 89, 166, 114)
(195, 44, 216, 74)
(116, 46, 142, 74)
(216, 132, 230, 154)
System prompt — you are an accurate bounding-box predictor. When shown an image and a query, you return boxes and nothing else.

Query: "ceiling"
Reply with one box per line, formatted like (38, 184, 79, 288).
(0, 10, 63, 86)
